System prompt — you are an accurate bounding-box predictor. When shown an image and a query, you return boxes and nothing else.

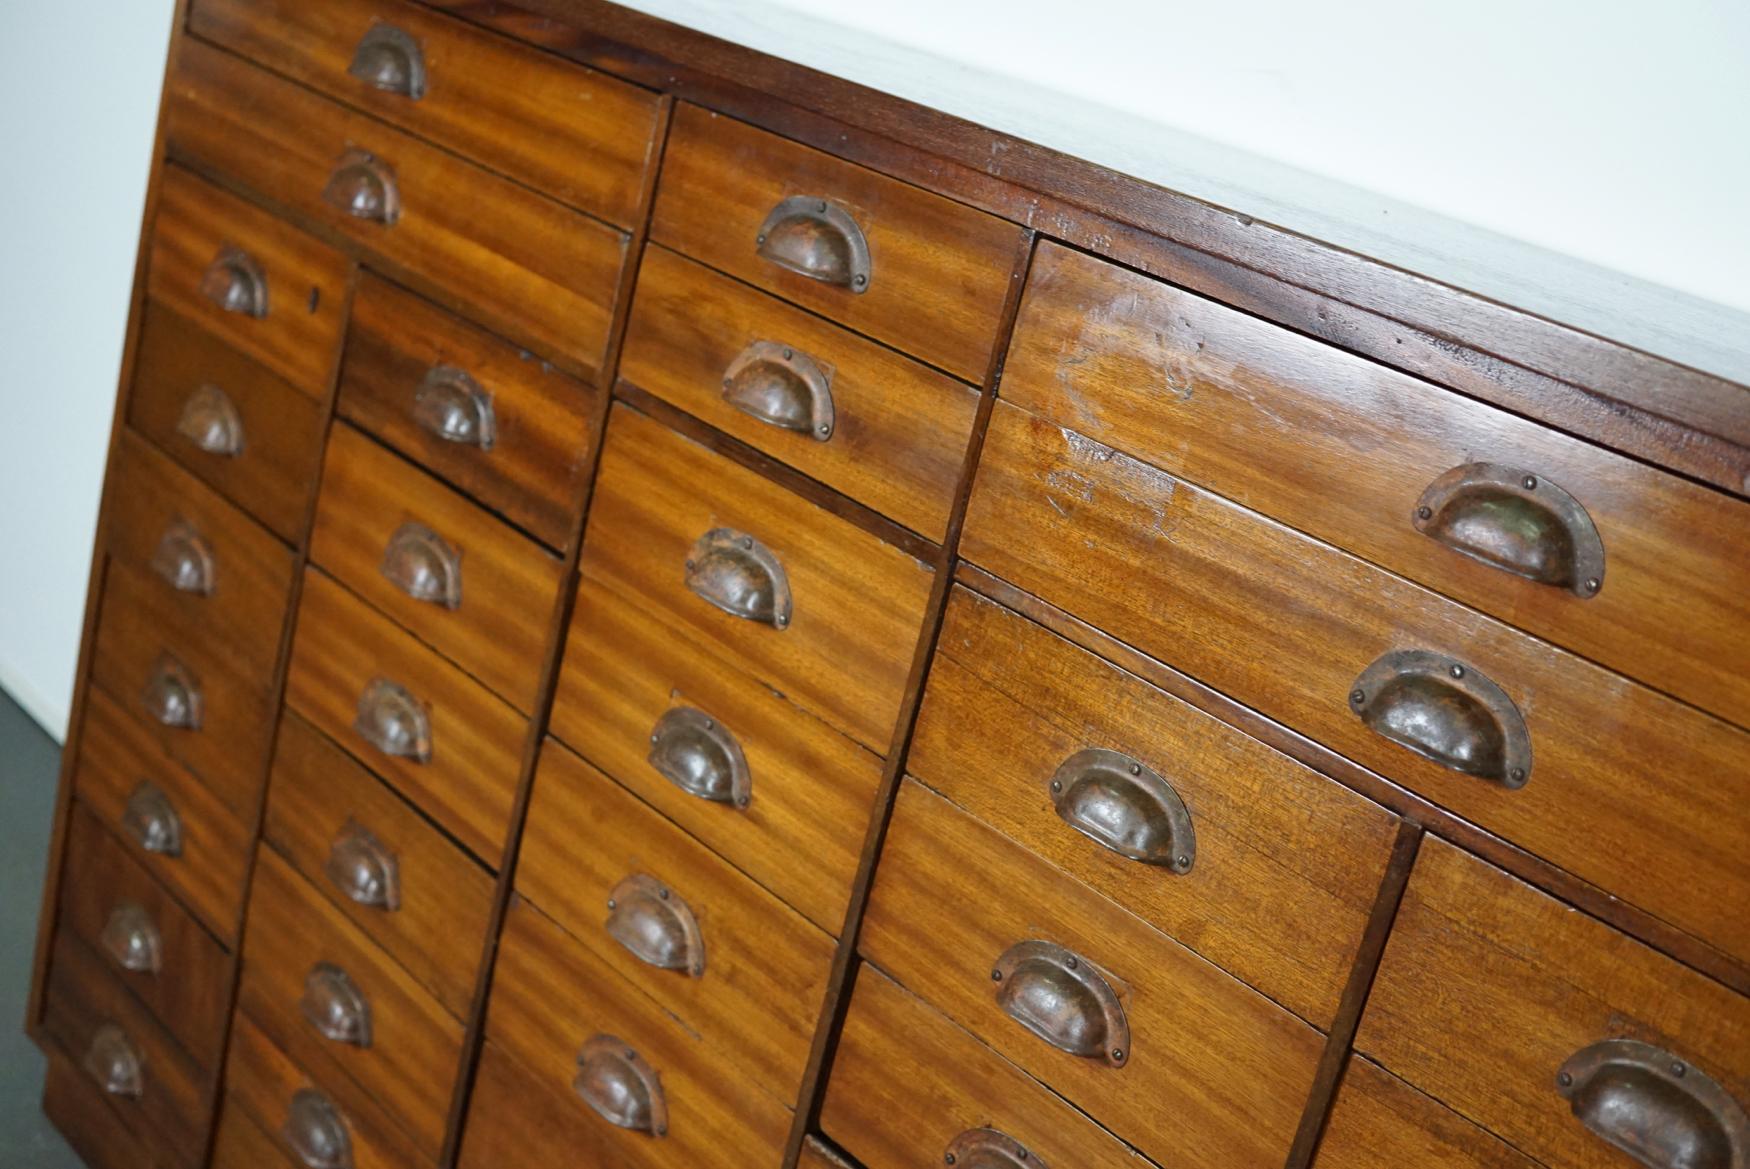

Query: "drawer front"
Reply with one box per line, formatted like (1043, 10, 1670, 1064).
(56, 802, 232, 1069)
(73, 689, 251, 944)
(238, 848, 465, 1160)
(43, 1048, 177, 1169)
(860, 779, 1322, 1169)
(310, 423, 565, 713)
(166, 39, 628, 381)
(461, 898, 792, 1168)
(582, 404, 935, 751)
(519, 739, 835, 1104)
(551, 577, 882, 933)
(822, 963, 1149, 1169)
(286, 569, 527, 868)
(337, 273, 597, 549)
(189, 0, 661, 226)
(917, 586, 1397, 1027)
(128, 301, 325, 541)
(211, 1096, 298, 1169)
(1006, 242, 1750, 732)
(621, 245, 979, 540)
(1315, 1055, 1539, 1169)
(963, 400, 1750, 967)
(148, 164, 348, 398)
(654, 104, 1023, 382)
(1356, 838, 1750, 1169)
(264, 710, 495, 1018)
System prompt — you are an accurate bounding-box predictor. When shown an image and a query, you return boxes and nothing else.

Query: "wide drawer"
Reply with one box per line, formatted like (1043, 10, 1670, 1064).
(147, 164, 348, 398)
(620, 245, 979, 540)
(550, 576, 882, 933)
(1315, 1055, 1538, 1169)
(42, 1047, 178, 1169)
(285, 568, 527, 868)
(963, 399, 1750, 967)
(166, 38, 628, 382)
(128, 301, 325, 541)
(337, 273, 598, 549)
(654, 103, 1022, 383)
(263, 710, 495, 1018)
(310, 423, 565, 713)
(1354, 838, 1750, 1169)
(518, 738, 835, 1105)
(581, 404, 934, 751)
(189, 0, 661, 227)
(822, 962, 1153, 1169)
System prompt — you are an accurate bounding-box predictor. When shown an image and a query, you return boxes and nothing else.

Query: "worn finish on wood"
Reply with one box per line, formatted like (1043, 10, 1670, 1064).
(1316, 1056, 1538, 1169)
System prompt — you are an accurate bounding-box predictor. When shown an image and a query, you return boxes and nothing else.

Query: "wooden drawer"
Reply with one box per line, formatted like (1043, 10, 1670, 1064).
(42, 1047, 177, 1169)
(128, 301, 325, 541)
(859, 779, 1322, 1169)
(1008, 243, 1750, 732)
(237, 848, 466, 1160)
(72, 689, 252, 945)
(916, 586, 1397, 1027)
(822, 962, 1150, 1169)
(459, 898, 792, 1169)
(581, 404, 935, 751)
(166, 39, 628, 382)
(551, 576, 882, 933)
(654, 104, 1022, 383)
(963, 399, 1750, 967)
(1315, 1055, 1538, 1169)
(310, 423, 565, 713)
(285, 569, 527, 868)
(211, 1095, 298, 1169)
(620, 245, 979, 540)
(56, 802, 232, 1070)
(518, 738, 835, 1104)
(1354, 838, 1750, 1169)
(147, 164, 348, 398)
(264, 710, 495, 1019)
(337, 273, 597, 550)
(189, 0, 661, 227)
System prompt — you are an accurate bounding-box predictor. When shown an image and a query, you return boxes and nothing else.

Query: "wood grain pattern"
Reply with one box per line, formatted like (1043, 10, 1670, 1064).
(42, 1048, 176, 1169)
(1315, 1056, 1537, 1169)
(653, 103, 1023, 382)
(963, 400, 1750, 966)
(1356, 838, 1750, 1169)
(620, 245, 980, 540)
(859, 779, 1323, 1169)
(210, 1094, 297, 1169)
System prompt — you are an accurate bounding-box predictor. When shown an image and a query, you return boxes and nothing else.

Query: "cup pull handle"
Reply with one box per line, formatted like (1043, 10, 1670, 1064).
(573, 1034, 668, 1138)
(348, 23, 426, 100)
(413, 364, 495, 450)
(176, 383, 245, 457)
(1557, 1039, 1748, 1169)
(755, 195, 871, 292)
(141, 653, 202, 731)
(684, 528, 792, 629)
(100, 902, 163, 975)
(1414, 464, 1605, 597)
(945, 1128, 1049, 1169)
(991, 939, 1129, 1067)
(283, 1088, 353, 1169)
(322, 149, 400, 225)
(82, 1024, 144, 1099)
(353, 677, 432, 763)
(324, 819, 401, 911)
(605, 874, 706, 978)
(201, 244, 268, 318)
(721, 340, 836, 440)
(301, 962, 373, 1048)
(1350, 650, 1533, 788)
(121, 781, 183, 857)
(150, 520, 215, 596)
(379, 522, 462, 609)
(1048, 747, 1195, 873)
(646, 706, 752, 809)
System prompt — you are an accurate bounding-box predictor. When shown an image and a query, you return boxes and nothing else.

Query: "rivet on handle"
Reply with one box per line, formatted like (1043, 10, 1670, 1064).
(754, 195, 871, 292)
(646, 706, 752, 808)
(1349, 650, 1532, 788)
(721, 340, 836, 440)
(301, 962, 373, 1048)
(379, 521, 462, 609)
(1047, 747, 1195, 872)
(353, 677, 432, 763)
(1413, 463, 1605, 597)
(574, 1034, 668, 1138)
(991, 939, 1129, 1068)
(605, 873, 707, 977)
(1556, 1038, 1747, 1169)
(944, 1128, 1048, 1169)
(413, 365, 495, 450)
(684, 528, 792, 629)
(349, 23, 426, 100)
(322, 149, 401, 225)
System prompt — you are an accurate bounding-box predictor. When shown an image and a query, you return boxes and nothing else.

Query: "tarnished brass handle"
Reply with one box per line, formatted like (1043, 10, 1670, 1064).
(284, 1088, 353, 1169)
(323, 149, 400, 225)
(684, 528, 792, 629)
(324, 819, 401, 911)
(201, 245, 268, 318)
(1557, 1039, 1748, 1169)
(150, 520, 215, 596)
(1048, 748, 1195, 873)
(606, 874, 706, 978)
(122, 781, 182, 856)
(379, 522, 462, 609)
(82, 1024, 144, 1099)
(413, 365, 495, 449)
(647, 707, 752, 809)
(1414, 464, 1605, 597)
(348, 23, 426, 100)
(991, 940, 1129, 1067)
(142, 653, 202, 731)
(573, 1034, 668, 1138)
(945, 1128, 1048, 1169)
(301, 963, 373, 1048)
(176, 384, 245, 457)
(353, 677, 432, 763)
(721, 340, 836, 440)
(1349, 650, 1532, 788)
(755, 196, 871, 292)
(100, 903, 162, 974)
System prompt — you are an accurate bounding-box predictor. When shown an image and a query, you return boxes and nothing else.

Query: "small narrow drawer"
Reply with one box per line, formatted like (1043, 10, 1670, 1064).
(285, 569, 527, 868)
(211, 1095, 299, 1169)
(147, 164, 349, 398)
(621, 245, 980, 540)
(166, 39, 628, 382)
(264, 710, 495, 1019)
(551, 577, 882, 934)
(860, 779, 1323, 1169)
(654, 104, 1023, 382)
(189, 0, 662, 227)
(822, 963, 1150, 1169)
(128, 301, 325, 542)
(1355, 838, 1750, 1169)
(458, 898, 792, 1167)
(309, 423, 566, 714)
(518, 738, 835, 1105)
(581, 404, 935, 752)
(337, 274, 598, 549)
(237, 848, 466, 1160)
(42, 1048, 178, 1169)
(1315, 1055, 1540, 1169)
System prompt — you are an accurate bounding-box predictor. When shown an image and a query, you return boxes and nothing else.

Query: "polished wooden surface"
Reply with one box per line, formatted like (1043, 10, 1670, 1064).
(1315, 1055, 1537, 1169)
(209, 1095, 296, 1169)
